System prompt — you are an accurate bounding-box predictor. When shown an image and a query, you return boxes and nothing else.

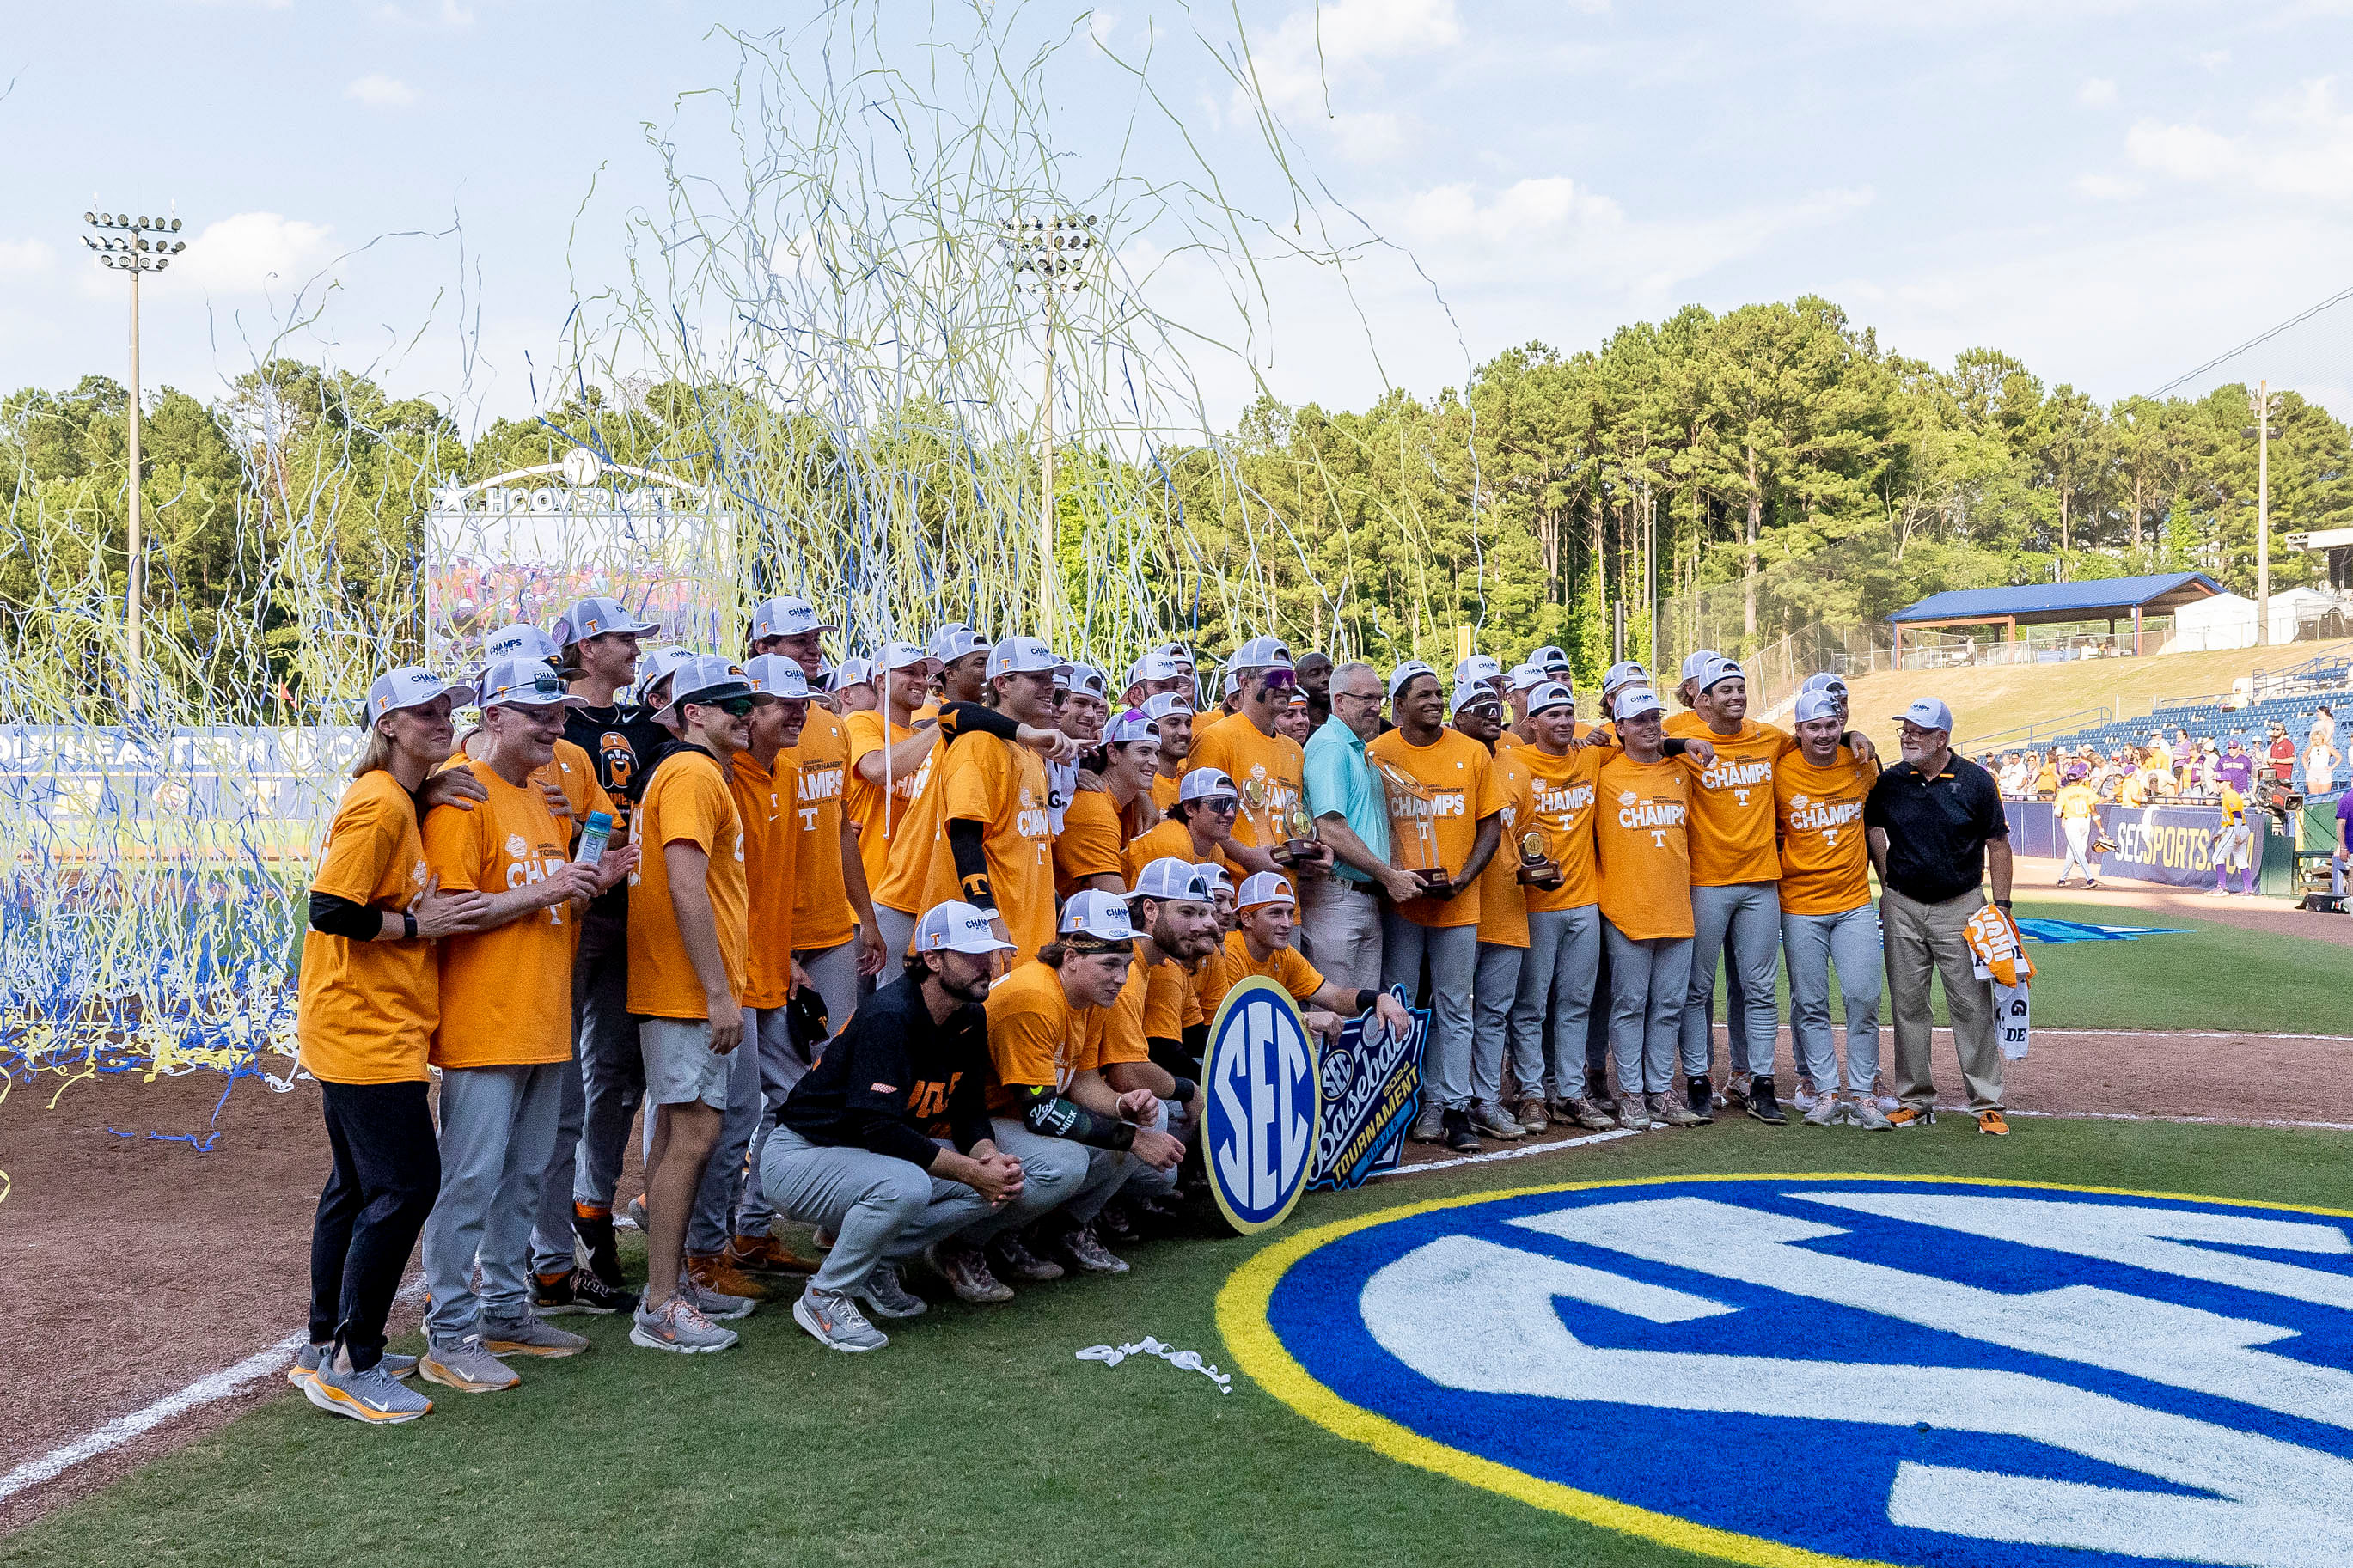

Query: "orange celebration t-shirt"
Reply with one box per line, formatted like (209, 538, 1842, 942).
(1187, 716, 1305, 850)
(1683, 719, 1787, 887)
(1219, 930, 1325, 1004)
(627, 748, 748, 1019)
(422, 762, 581, 1068)
(1474, 743, 1535, 949)
(983, 958, 1096, 1113)
(786, 706, 854, 951)
(1774, 750, 1878, 917)
(296, 770, 437, 1084)
(1054, 788, 1131, 899)
(886, 731, 1057, 961)
(1366, 726, 1505, 930)
(1518, 739, 1604, 913)
(1594, 751, 1695, 941)
(730, 747, 800, 1010)
(843, 710, 935, 901)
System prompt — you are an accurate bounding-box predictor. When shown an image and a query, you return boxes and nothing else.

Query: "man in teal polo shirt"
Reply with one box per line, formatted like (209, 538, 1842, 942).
(1300, 660, 1427, 992)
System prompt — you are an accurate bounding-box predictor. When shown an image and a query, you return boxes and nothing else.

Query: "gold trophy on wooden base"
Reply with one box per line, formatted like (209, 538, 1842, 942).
(1377, 761, 1450, 894)
(1515, 828, 1562, 890)
(1273, 799, 1321, 869)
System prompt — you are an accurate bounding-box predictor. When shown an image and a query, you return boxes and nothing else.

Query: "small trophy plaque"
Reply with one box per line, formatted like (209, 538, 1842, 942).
(1271, 800, 1321, 868)
(1515, 827, 1562, 888)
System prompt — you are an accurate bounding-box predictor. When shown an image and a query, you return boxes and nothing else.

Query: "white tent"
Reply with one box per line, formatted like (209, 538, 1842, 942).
(2165, 589, 2345, 652)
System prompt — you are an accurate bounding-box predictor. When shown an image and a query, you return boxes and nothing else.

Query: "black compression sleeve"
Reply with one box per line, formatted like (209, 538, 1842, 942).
(1015, 1085, 1136, 1150)
(309, 891, 382, 941)
(1663, 738, 1692, 757)
(939, 700, 1020, 742)
(947, 817, 994, 908)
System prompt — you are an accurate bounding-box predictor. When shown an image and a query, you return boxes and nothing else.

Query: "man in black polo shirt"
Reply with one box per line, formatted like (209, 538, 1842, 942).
(1863, 698, 2015, 1136)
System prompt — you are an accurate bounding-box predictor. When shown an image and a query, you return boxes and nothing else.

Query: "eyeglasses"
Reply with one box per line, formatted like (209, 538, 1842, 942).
(709, 696, 757, 717)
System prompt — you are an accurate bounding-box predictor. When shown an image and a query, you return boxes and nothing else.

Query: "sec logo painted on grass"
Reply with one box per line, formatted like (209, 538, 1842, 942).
(1220, 1175, 2353, 1567)
(1202, 977, 1319, 1235)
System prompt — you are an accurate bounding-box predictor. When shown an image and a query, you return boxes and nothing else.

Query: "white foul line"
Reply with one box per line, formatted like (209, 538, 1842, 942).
(0, 1275, 429, 1507)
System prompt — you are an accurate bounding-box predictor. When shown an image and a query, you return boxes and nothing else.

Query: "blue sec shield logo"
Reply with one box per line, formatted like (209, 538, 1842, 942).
(1225, 1176, 2353, 1566)
(1202, 978, 1320, 1235)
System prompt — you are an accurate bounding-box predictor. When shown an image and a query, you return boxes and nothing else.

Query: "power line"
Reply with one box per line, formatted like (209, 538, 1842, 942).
(2150, 281, 2353, 397)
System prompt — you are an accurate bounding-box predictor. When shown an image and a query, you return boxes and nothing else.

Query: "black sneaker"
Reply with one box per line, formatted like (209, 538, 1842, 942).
(1096, 1198, 1142, 1246)
(987, 1229, 1065, 1284)
(1442, 1108, 1482, 1153)
(535, 1266, 632, 1315)
(573, 1209, 624, 1290)
(1746, 1075, 1788, 1126)
(1684, 1078, 1716, 1124)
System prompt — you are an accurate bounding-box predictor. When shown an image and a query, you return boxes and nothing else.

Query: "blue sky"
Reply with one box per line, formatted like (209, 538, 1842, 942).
(5, 0, 2352, 432)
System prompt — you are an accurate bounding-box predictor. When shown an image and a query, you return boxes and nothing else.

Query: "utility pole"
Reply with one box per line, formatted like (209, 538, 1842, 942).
(83, 209, 189, 711)
(2254, 380, 2273, 648)
(998, 212, 1097, 647)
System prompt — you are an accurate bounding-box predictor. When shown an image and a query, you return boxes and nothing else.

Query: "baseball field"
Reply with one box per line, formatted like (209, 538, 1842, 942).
(3, 888, 2349, 1568)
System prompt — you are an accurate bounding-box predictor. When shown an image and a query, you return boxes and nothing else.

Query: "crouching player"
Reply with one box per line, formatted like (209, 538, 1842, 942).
(960, 892, 1186, 1292)
(758, 902, 1031, 1352)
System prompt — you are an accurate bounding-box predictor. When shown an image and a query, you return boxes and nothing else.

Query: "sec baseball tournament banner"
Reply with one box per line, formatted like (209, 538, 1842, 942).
(1310, 986, 1428, 1193)
(2003, 798, 2270, 888)
(1219, 1174, 2353, 1568)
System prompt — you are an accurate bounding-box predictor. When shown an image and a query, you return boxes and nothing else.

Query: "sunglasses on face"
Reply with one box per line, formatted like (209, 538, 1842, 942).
(1260, 668, 1298, 692)
(1204, 796, 1238, 813)
(711, 697, 757, 717)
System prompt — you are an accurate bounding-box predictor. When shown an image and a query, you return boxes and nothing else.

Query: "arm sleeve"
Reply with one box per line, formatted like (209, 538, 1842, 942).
(948, 816, 995, 909)
(309, 891, 382, 940)
(1011, 1083, 1137, 1149)
(937, 700, 1021, 743)
(947, 1031, 994, 1155)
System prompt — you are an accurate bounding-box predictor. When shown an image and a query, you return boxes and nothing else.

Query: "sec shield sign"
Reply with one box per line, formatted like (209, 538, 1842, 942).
(1202, 977, 1319, 1235)
(1220, 1175, 2353, 1567)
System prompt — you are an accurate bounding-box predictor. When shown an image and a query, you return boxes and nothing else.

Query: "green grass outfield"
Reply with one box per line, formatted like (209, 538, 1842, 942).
(9, 1115, 2350, 1568)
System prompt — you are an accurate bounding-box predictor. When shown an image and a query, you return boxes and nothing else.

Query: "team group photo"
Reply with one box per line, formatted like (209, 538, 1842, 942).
(6, 5, 2353, 1568)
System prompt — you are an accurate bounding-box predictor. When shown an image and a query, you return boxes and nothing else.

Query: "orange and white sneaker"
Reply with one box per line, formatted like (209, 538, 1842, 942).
(1977, 1109, 2012, 1137)
(726, 1232, 818, 1275)
(1886, 1105, 1935, 1129)
(686, 1253, 773, 1303)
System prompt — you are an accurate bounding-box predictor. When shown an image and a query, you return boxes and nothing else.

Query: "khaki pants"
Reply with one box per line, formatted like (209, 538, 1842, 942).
(1880, 887, 2004, 1113)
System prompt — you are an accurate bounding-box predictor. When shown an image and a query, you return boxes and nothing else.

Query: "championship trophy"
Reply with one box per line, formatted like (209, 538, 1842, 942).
(1238, 778, 1276, 851)
(1273, 800, 1321, 868)
(1515, 828, 1562, 889)
(1377, 761, 1450, 893)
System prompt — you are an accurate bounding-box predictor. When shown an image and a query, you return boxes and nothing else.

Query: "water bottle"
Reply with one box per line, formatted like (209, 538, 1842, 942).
(574, 810, 613, 865)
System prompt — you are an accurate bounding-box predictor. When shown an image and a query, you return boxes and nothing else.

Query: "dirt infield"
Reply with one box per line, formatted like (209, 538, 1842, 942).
(6, 1020, 2352, 1534)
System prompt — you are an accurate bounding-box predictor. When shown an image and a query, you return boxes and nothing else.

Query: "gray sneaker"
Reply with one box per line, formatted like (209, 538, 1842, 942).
(305, 1358, 434, 1424)
(1409, 1105, 1447, 1143)
(1566, 1096, 1619, 1132)
(851, 1262, 928, 1321)
(419, 1335, 522, 1393)
(1649, 1091, 1704, 1128)
(290, 1343, 417, 1383)
(1058, 1223, 1129, 1275)
(1850, 1096, 1894, 1131)
(1470, 1099, 1526, 1140)
(630, 1293, 738, 1354)
(1614, 1095, 1653, 1131)
(794, 1287, 889, 1353)
(1803, 1092, 1850, 1128)
(478, 1314, 590, 1358)
(678, 1272, 757, 1321)
(1516, 1098, 1552, 1135)
(926, 1241, 1015, 1304)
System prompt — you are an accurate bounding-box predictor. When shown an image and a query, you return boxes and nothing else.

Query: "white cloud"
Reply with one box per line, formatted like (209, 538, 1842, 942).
(2075, 172, 2143, 198)
(171, 212, 339, 294)
(2197, 49, 2230, 69)
(0, 238, 55, 278)
(345, 74, 417, 108)
(1250, 0, 1464, 119)
(375, 0, 474, 26)
(2125, 76, 2353, 198)
(1330, 111, 1407, 161)
(1087, 8, 1118, 49)
(2078, 76, 2118, 107)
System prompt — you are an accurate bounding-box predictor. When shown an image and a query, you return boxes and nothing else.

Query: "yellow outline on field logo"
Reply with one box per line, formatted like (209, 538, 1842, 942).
(1201, 976, 1320, 1236)
(1214, 1172, 2353, 1568)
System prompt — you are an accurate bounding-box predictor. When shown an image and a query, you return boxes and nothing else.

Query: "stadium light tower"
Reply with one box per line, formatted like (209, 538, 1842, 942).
(83, 207, 189, 710)
(998, 211, 1097, 647)
(2245, 381, 2278, 648)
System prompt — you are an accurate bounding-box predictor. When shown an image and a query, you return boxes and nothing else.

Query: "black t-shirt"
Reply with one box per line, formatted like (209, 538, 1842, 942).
(1863, 753, 2010, 904)
(779, 969, 993, 1169)
(564, 701, 669, 917)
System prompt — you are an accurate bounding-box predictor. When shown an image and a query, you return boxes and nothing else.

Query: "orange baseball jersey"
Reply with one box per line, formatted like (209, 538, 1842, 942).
(627, 748, 748, 1019)
(1125, 817, 1235, 882)
(421, 762, 581, 1068)
(885, 731, 1057, 960)
(1594, 751, 1695, 941)
(1684, 719, 1788, 887)
(1141, 954, 1195, 1042)
(1517, 740, 1604, 913)
(1367, 726, 1505, 930)
(1498, 729, 1525, 750)
(1187, 717, 1304, 850)
(296, 770, 437, 1085)
(843, 710, 935, 900)
(786, 705, 854, 951)
(730, 747, 800, 1010)
(1151, 771, 1182, 813)
(1054, 788, 1129, 899)
(1082, 955, 1155, 1071)
(1218, 930, 1323, 1003)
(1194, 937, 1238, 1015)
(1773, 751, 1876, 917)
(983, 957, 1096, 1113)
(1474, 743, 1535, 948)
(1665, 710, 1708, 739)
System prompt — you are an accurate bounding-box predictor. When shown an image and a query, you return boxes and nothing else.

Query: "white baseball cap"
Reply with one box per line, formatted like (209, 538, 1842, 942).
(655, 656, 761, 727)
(749, 596, 835, 640)
(1060, 888, 1140, 942)
(929, 624, 990, 662)
(1123, 650, 1184, 689)
(558, 597, 662, 646)
(1229, 634, 1295, 672)
(1153, 640, 1196, 671)
(1602, 660, 1648, 692)
(1452, 654, 1503, 686)
(1896, 697, 1954, 733)
(1449, 680, 1504, 717)
(1505, 662, 1549, 694)
(484, 622, 560, 665)
(1679, 650, 1724, 681)
(1066, 662, 1111, 702)
(1221, 670, 1242, 699)
(1526, 680, 1576, 717)
(1387, 661, 1438, 704)
(1194, 861, 1233, 895)
(366, 666, 475, 722)
(912, 900, 1018, 956)
(480, 657, 589, 711)
(634, 645, 697, 699)
(1178, 766, 1239, 804)
(828, 656, 874, 693)
(1235, 870, 1296, 912)
(1800, 671, 1849, 695)
(743, 654, 812, 700)
(987, 636, 1070, 680)
(1104, 709, 1160, 747)
(1793, 689, 1842, 724)
(871, 640, 935, 675)
(1528, 643, 1573, 673)
(1127, 857, 1211, 902)
(1611, 686, 1665, 723)
(1697, 656, 1745, 693)
(1141, 691, 1194, 722)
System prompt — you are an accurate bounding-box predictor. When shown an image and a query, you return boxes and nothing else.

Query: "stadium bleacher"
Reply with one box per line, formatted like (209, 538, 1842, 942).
(2022, 650, 2353, 760)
